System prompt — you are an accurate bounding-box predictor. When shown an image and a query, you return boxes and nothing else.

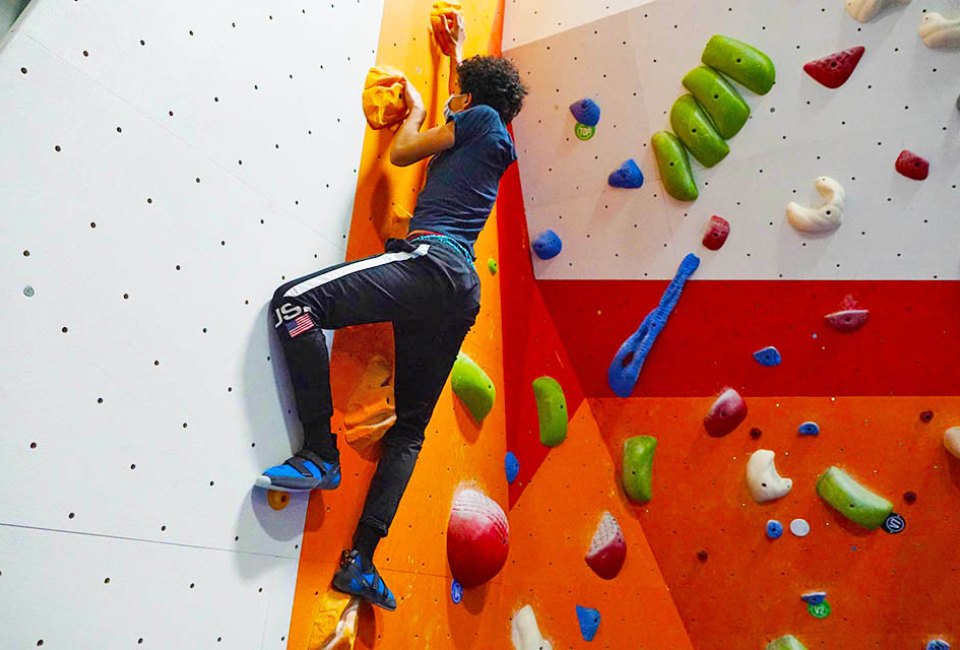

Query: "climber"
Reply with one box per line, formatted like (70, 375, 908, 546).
(255, 13, 527, 611)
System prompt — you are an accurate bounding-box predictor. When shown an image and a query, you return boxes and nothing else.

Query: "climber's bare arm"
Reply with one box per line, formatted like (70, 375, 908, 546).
(390, 79, 455, 167)
(445, 13, 466, 96)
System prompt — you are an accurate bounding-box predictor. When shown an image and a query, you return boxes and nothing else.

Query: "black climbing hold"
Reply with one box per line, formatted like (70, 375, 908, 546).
(749, 427, 763, 439)
(881, 512, 906, 534)
(903, 491, 917, 505)
(919, 410, 934, 423)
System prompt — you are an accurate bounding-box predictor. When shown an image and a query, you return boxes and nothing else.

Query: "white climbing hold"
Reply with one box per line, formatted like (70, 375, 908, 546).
(944, 427, 960, 460)
(746, 450, 794, 503)
(786, 176, 845, 233)
(790, 518, 811, 537)
(845, 0, 910, 23)
(511, 605, 553, 650)
(919, 12, 960, 49)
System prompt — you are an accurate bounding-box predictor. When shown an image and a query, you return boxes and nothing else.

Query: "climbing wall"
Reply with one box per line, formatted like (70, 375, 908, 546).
(286, 0, 694, 648)
(0, 1, 382, 647)
(502, 0, 960, 648)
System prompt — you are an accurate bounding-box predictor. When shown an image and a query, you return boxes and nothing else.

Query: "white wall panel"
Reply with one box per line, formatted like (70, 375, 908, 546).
(0, 525, 298, 649)
(0, 0, 383, 647)
(505, 0, 960, 280)
(503, 0, 655, 49)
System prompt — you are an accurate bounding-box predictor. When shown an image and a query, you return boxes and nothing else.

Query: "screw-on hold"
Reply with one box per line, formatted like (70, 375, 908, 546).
(23, 286, 35, 297)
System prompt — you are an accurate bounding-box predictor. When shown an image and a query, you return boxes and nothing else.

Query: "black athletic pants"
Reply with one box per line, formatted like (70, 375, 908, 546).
(269, 236, 480, 538)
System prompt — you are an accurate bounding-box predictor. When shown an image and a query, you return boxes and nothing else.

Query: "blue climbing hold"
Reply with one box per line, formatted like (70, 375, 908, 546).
(798, 421, 820, 436)
(575, 605, 601, 642)
(753, 346, 782, 366)
(532, 229, 562, 260)
(801, 591, 827, 605)
(927, 640, 951, 650)
(608, 254, 700, 397)
(451, 579, 463, 604)
(766, 519, 784, 540)
(505, 451, 520, 485)
(570, 98, 601, 127)
(608, 159, 644, 189)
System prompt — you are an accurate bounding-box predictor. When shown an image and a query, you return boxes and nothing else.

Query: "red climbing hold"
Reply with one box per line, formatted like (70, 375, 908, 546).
(803, 46, 866, 89)
(585, 511, 627, 580)
(825, 295, 869, 333)
(702, 215, 730, 251)
(704, 387, 748, 437)
(895, 150, 930, 181)
(446, 488, 510, 588)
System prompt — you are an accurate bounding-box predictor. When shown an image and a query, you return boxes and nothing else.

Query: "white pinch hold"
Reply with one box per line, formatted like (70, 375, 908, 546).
(845, 0, 911, 23)
(511, 605, 553, 650)
(919, 12, 960, 49)
(786, 176, 845, 233)
(746, 449, 794, 503)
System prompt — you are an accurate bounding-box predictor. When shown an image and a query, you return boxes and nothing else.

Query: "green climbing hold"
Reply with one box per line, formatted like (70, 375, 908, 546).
(766, 635, 808, 650)
(487, 258, 498, 274)
(681, 66, 750, 139)
(451, 352, 495, 422)
(701, 35, 776, 95)
(651, 131, 698, 202)
(669, 94, 730, 168)
(816, 466, 894, 530)
(532, 376, 567, 447)
(622, 435, 657, 503)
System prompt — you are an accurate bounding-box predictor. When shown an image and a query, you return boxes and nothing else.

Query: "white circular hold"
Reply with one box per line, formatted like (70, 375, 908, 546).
(790, 518, 811, 537)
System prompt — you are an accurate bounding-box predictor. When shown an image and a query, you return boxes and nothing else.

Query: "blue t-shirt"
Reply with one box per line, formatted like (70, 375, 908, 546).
(409, 104, 517, 258)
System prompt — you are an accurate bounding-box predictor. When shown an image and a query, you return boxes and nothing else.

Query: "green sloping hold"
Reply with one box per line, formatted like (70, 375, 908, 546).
(670, 94, 730, 168)
(532, 376, 567, 447)
(681, 66, 750, 139)
(816, 466, 894, 529)
(622, 435, 657, 503)
(451, 352, 495, 421)
(766, 635, 808, 650)
(701, 35, 776, 95)
(651, 131, 698, 201)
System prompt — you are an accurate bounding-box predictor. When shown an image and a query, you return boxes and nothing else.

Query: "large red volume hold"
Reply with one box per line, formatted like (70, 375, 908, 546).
(895, 150, 930, 181)
(446, 488, 510, 588)
(803, 46, 866, 89)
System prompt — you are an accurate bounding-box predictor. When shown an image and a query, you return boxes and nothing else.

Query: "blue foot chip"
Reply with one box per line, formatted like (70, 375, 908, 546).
(576, 605, 601, 642)
(570, 98, 601, 127)
(532, 229, 562, 260)
(766, 519, 784, 539)
(753, 346, 782, 366)
(608, 159, 644, 189)
(798, 421, 820, 436)
(505, 451, 520, 485)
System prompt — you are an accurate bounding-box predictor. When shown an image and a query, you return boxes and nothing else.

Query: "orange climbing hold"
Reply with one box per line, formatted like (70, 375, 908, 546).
(343, 354, 396, 449)
(430, 1, 462, 56)
(361, 65, 410, 130)
(267, 490, 290, 511)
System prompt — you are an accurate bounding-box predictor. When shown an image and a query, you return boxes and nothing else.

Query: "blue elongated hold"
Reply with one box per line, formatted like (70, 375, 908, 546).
(570, 98, 601, 127)
(801, 591, 826, 605)
(608, 159, 644, 189)
(798, 421, 820, 436)
(753, 346, 782, 366)
(575, 605, 601, 642)
(766, 519, 784, 539)
(532, 229, 562, 260)
(927, 640, 951, 650)
(608, 254, 700, 397)
(505, 451, 520, 484)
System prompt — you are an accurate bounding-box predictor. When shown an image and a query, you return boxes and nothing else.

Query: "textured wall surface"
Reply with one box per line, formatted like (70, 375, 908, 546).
(0, 1, 381, 647)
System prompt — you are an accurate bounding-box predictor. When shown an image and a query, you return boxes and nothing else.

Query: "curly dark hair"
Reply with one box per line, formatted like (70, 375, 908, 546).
(457, 55, 528, 124)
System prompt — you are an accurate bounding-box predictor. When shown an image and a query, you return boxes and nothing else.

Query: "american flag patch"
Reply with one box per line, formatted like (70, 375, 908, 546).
(285, 313, 315, 338)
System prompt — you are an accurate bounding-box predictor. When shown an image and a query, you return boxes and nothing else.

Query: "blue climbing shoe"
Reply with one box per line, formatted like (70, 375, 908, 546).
(331, 549, 397, 611)
(255, 449, 341, 492)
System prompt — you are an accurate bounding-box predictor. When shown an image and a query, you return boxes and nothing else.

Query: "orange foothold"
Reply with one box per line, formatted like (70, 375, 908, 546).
(267, 490, 291, 511)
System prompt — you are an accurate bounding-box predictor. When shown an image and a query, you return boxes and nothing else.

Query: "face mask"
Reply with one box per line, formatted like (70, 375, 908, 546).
(443, 95, 456, 121)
